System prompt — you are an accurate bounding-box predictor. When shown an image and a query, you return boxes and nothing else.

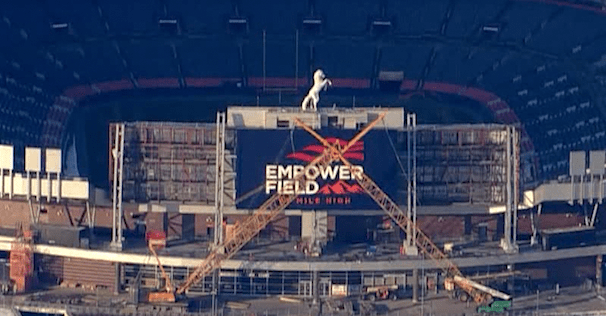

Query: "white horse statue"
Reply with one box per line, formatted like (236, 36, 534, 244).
(301, 69, 332, 111)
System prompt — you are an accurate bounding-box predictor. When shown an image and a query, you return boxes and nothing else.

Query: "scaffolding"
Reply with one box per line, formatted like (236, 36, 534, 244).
(9, 225, 34, 293)
(413, 124, 516, 206)
(109, 122, 236, 204)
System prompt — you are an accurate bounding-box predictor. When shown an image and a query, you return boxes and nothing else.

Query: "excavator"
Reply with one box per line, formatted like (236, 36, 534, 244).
(148, 111, 510, 304)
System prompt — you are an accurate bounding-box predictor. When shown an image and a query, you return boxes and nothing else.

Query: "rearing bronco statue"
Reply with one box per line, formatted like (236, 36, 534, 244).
(301, 69, 332, 111)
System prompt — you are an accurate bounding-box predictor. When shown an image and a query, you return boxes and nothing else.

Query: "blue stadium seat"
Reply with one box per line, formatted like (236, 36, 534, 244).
(314, 42, 374, 78)
(316, 0, 379, 35)
(98, 0, 161, 35)
(245, 39, 304, 78)
(381, 43, 433, 79)
(462, 48, 505, 83)
(527, 8, 605, 55)
(165, 0, 231, 34)
(426, 46, 469, 83)
(1, 0, 53, 43)
(45, 0, 105, 37)
(499, 2, 556, 43)
(179, 39, 240, 78)
(240, 0, 306, 34)
(391, 0, 450, 35)
(574, 36, 606, 62)
(121, 41, 178, 78)
(80, 42, 125, 82)
(446, 0, 506, 37)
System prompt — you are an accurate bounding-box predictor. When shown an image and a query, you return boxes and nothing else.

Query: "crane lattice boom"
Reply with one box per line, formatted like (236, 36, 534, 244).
(176, 152, 334, 294)
(172, 112, 388, 295)
(294, 118, 510, 303)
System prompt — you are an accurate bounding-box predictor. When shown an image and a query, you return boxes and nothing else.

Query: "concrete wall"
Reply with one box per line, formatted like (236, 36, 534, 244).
(0, 200, 30, 228)
(37, 255, 116, 289)
(519, 257, 595, 286)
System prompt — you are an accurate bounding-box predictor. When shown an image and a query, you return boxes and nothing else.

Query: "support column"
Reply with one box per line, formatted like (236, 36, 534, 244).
(412, 268, 419, 303)
(507, 264, 515, 294)
(312, 269, 319, 305)
(496, 214, 504, 241)
(464, 215, 472, 236)
(531, 204, 541, 246)
(36, 171, 41, 202)
(501, 126, 519, 253)
(57, 173, 61, 203)
(502, 126, 513, 251)
(47, 172, 52, 202)
(301, 211, 317, 253)
(597, 255, 603, 293)
(404, 113, 418, 256)
(211, 269, 219, 315)
(214, 112, 226, 247)
(26, 171, 31, 200)
(9, 169, 13, 199)
(114, 263, 121, 295)
(111, 123, 125, 250)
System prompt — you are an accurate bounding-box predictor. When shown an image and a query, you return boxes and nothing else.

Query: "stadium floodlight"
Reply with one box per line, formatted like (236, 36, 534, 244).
(158, 19, 177, 25)
(302, 18, 322, 25)
(228, 17, 249, 34)
(301, 17, 322, 35)
(482, 25, 499, 33)
(158, 18, 179, 34)
(371, 19, 392, 36)
(51, 23, 68, 30)
(480, 24, 501, 40)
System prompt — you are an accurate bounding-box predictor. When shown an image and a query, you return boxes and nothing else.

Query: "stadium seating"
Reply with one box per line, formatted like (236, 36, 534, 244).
(315, 42, 374, 79)
(179, 39, 240, 79)
(316, 0, 379, 35)
(494, 63, 606, 179)
(97, 0, 159, 35)
(45, 0, 105, 37)
(499, 2, 557, 43)
(445, 0, 506, 37)
(165, 0, 231, 34)
(391, 0, 450, 34)
(121, 41, 179, 79)
(381, 43, 433, 79)
(0, 0, 603, 182)
(240, 0, 306, 34)
(526, 8, 605, 55)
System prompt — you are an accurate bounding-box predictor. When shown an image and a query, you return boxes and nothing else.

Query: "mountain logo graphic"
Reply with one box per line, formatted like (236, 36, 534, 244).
(285, 137, 364, 196)
(317, 180, 364, 195)
(286, 137, 364, 162)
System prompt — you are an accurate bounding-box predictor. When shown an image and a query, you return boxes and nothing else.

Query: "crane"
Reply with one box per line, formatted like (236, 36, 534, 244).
(147, 112, 388, 302)
(293, 117, 511, 303)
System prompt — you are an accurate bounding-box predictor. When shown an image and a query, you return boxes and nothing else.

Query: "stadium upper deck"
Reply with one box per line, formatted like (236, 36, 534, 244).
(0, 0, 604, 183)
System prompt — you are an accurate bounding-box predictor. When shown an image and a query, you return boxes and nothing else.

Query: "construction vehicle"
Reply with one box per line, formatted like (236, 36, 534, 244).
(147, 112, 387, 303)
(145, 231, 176, 303)
(477, 300, 511, 313)
(147, 112, 510, 304)
(293, 117, 510, 304)
(363, 285, 404, 301)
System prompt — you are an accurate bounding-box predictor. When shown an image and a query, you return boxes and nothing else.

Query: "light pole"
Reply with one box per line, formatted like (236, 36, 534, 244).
(536, 289, 540, 316)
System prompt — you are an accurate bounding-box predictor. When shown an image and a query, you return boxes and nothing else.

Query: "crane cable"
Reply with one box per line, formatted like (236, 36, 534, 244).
(382, 120, 408, 180)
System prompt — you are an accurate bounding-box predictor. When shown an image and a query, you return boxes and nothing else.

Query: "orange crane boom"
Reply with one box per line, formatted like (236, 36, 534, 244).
(147, 239, 176, 302)
(165, 112, 388, 297)
(294, 117, 510, 303)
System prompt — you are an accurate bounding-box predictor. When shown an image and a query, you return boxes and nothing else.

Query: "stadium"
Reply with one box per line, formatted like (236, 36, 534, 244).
(1, 0, 606, 315)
